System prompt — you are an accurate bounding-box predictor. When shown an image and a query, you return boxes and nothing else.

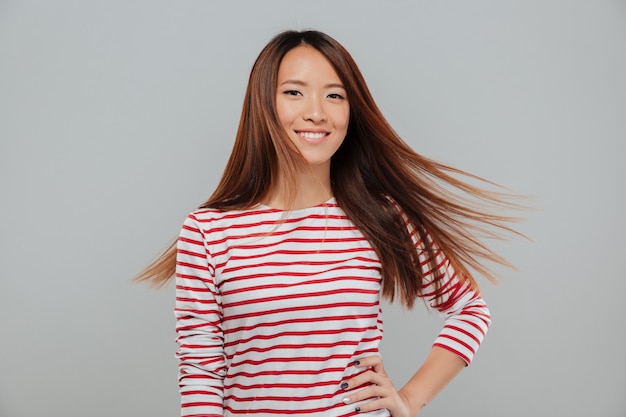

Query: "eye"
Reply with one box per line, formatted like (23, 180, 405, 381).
(283, 90, 302, 96)
(328, 93, 345, 100)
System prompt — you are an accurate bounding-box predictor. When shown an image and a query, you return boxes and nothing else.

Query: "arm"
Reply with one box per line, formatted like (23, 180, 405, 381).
(397, 346, 466, 414)
(342, 249, 490, 416)
(343, 347, 465, 416)
(175, 214, 226, 417)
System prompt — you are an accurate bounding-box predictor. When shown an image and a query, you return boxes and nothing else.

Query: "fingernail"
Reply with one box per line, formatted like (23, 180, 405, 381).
(342, 397, 350, 404)
(341, 382, 348, 390)
(354, 360, 361, 366)
(355, 407, 361, 413)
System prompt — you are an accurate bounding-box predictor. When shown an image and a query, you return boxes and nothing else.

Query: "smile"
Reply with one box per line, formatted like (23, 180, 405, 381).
(297, 131, 329, 140)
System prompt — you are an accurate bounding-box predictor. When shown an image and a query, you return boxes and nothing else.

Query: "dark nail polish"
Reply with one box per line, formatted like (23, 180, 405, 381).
(355, 407, 361, 413)
(341, 382, 348, 390)
(354, 360, 361, 366)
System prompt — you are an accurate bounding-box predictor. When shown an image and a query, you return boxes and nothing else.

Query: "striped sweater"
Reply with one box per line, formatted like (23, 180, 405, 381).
(174, 198, 491, 417)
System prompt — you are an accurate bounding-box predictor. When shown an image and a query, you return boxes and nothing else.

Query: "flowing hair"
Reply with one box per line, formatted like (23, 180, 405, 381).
(135, 30, 523, 309)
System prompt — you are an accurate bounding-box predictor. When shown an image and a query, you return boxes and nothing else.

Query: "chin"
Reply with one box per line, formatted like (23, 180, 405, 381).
(301, 159, 332, 171)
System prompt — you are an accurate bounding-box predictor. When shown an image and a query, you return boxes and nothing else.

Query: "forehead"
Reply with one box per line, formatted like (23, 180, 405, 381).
(277, 45, 342, 83)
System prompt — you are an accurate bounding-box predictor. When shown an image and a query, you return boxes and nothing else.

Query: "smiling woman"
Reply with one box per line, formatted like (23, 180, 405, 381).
(135, 29, 522, 417)
(272, 45, 350, 207)
(276, 46, 349, 166)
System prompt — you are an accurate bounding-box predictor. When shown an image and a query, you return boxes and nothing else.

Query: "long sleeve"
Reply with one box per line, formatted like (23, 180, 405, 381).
(394, 201, 491, 365)
(419, 247, 491, 365)
(174, 213, 226, 417)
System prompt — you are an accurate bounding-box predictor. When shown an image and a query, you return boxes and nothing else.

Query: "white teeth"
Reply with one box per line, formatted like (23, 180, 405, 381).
(299, 132, 326, 139)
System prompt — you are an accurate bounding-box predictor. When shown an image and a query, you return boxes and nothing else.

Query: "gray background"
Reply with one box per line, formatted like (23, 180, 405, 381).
(1, 1, 625, 416)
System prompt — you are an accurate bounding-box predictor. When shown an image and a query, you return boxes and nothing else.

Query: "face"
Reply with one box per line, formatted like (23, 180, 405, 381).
(275, 45, 350, 174)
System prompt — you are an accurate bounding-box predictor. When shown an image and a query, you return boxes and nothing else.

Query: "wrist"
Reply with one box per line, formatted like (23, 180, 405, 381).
(398, 388, 427, 417)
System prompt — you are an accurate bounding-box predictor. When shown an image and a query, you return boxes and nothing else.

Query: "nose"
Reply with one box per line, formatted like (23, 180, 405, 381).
(302, 96, 326, 123)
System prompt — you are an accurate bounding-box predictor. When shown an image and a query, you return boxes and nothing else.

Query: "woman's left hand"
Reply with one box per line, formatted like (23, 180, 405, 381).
(340, 355, 414, 417)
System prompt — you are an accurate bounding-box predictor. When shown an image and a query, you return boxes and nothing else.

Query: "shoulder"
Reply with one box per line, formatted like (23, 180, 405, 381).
(182, 205, 283, 234)
(188, 204, 289, 221)
(185, 207, 226, 224)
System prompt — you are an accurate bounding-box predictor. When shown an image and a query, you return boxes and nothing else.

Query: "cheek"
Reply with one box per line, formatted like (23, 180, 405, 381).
(276, 99, 297, 127)
(338, 108, 350, 133)
(275, 102, 286, 125)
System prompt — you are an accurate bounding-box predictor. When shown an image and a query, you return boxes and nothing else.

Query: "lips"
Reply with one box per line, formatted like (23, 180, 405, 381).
(296, 130, 330, 144)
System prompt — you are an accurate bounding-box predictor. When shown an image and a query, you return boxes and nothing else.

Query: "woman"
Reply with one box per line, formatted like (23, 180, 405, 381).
(137, 30, 520, 417)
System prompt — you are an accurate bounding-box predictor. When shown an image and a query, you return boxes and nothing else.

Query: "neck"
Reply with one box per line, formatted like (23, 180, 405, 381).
(264, 165, 333, 210)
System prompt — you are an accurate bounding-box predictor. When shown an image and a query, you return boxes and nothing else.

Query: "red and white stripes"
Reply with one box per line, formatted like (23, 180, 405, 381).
(174, 199, 490, 416)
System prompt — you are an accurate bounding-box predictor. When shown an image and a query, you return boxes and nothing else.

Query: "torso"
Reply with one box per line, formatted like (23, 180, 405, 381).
(196, 198, 389, 416)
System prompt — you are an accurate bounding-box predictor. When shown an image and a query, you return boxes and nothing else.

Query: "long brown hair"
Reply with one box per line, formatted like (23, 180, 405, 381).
(135, 30, 523, 309)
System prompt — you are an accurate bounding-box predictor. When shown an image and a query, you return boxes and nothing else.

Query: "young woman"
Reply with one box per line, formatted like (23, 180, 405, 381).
(137, 30, 520, 417)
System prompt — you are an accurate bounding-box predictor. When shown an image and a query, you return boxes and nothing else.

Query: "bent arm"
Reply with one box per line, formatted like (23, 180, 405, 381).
(398, 346, 466, 415)
(406, 246, 492, 414)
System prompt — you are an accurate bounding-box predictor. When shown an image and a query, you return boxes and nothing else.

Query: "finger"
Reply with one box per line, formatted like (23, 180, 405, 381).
(343, 361, 388, 389)
(341, 370, 396, 404)
(342, 387, 398, 416)
(352, 397, 389, 414)
(354, 355, 388, 376)
(341, 385, 387, 405)
(342, 371, 381, 392)
(352, 355, 383, 369)
(341, 368, 395, 399)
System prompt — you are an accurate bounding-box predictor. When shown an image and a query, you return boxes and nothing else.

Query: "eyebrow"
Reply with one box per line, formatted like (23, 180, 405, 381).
(279, 79, 346, 89)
